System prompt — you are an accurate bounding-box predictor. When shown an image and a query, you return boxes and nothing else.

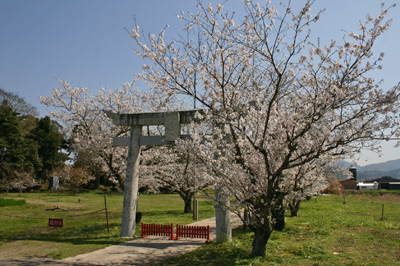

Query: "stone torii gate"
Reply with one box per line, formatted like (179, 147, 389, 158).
(105, 110, 232, 240)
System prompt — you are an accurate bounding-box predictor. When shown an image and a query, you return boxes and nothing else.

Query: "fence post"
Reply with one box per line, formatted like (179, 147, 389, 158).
(141, 223, 145, 238)
(343, 191, 346, 205)
(170, 223, 175, 240)
(104, 196, 110, 232)
(193, 199, 198, 221)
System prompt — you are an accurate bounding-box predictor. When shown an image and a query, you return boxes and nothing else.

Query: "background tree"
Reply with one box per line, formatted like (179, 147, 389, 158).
(282, 160, 333, 220)
(11, 172, 36, 196)
(73, 147, 114, 189)
(0, 166, 15, 194)
(40, 81, 182, 190)
(0, 101, 39, 192)
(31, 116, 67, 181)
(130, 0, 400, 256)
(0, 88, 38, 117)
(0, 89, 67, 191)
(141, 146, 212, 213)
(58, 164, 94, 195)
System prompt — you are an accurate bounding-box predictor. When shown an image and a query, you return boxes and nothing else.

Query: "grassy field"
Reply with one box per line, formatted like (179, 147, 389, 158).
(1, 190, 399, 265)
(160, 193, 400, 266)
(0, 189, 215, 259)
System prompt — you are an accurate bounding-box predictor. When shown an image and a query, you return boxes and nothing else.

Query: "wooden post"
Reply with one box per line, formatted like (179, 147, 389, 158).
(343, 191, 346, 205)
(193, 199, 198, 220)
(104, 196, 110, 232)
(381, 203, 384, 221)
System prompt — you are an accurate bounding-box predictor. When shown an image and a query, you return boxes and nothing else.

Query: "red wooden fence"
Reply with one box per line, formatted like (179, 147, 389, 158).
(176, 224, 210, 242)
(141, 223, 175, 240)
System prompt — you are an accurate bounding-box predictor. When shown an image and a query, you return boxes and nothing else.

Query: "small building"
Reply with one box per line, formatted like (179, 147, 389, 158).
(340, 179, 358, 190)
(364, 176, 400, 190)
(357, 182, 378, 190)
(388, 182, 400, 190)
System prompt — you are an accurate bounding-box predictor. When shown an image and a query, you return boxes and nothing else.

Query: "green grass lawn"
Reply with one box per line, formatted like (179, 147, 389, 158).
(160, 193, 400, 266)
(0, 189, 214, 259)
(1, 190, 399, 265)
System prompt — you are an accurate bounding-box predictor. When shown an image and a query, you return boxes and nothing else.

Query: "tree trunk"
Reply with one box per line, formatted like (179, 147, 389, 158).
(177, 191, 193, 213)
(252, 228, 272, 257)
(273, 204, 286, 231)
(184, 197, 192, 213)
(94, 175, 100, 190)
(289, 199, 301, 217)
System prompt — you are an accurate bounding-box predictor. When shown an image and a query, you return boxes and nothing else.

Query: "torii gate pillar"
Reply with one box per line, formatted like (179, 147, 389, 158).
(120, 125, 141, 237)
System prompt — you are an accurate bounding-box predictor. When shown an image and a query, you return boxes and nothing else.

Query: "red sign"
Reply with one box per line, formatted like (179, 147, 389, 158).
(49, 218, 63, 227)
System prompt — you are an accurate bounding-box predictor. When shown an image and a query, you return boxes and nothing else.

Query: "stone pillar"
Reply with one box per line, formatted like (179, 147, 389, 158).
(215, 185, 232, 243)
(120, 125, 142, 238)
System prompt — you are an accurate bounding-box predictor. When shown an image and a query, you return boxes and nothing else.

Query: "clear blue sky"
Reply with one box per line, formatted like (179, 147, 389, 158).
(1, 0, 399, 166)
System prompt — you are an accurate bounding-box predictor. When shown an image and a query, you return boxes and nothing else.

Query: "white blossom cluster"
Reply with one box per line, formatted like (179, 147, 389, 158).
(40, 80, 183, 190)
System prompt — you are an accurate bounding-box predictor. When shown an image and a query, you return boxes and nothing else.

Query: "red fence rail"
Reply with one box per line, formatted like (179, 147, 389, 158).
(141, 223, 175, 240)
(176, 224, 210, 242)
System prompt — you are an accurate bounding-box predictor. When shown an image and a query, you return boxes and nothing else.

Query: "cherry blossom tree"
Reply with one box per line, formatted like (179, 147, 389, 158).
(129, 0, 400, 256)
(282, 160, 335, 219)
(58, 165, 94, 195)
(12, 172, 36, 196)
(40, 80, 179, 190)
(141, 146, 212, 213)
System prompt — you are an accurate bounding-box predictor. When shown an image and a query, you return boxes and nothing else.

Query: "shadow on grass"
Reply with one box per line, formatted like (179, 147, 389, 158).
(143, 210, 189, 217)
(142, 209, 214, 218)
(156, 227, 256, 266)
(158, 241, 253, 266)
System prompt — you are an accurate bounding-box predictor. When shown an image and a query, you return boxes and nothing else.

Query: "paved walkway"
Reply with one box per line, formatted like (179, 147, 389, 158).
(0, 213, 242, 266)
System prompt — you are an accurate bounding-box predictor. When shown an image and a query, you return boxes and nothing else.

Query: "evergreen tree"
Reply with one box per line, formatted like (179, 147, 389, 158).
(31, 116, 67, 180)
(0, 101, 37, 191)
(0, 101, 32, 171)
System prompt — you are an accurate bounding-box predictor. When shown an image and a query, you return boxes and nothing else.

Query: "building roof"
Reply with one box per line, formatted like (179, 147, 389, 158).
(357, 182, 376, 187)
(364, 176, 399, 183)
(339, 179, 358, 183)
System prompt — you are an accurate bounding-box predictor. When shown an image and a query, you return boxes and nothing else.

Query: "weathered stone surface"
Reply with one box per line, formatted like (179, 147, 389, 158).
(113, 135, 191, 147)
(215, 186, 232, 243)
(120, 125, 142, 238)
(104, 110, 203, 126)
(165, 112, 180, 142)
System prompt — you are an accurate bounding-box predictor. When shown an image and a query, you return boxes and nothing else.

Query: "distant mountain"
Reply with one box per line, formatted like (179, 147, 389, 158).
(335, 160, 355, 169)
(337, 159, 400, 171)
(336, 159, 400, 181)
